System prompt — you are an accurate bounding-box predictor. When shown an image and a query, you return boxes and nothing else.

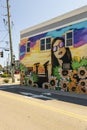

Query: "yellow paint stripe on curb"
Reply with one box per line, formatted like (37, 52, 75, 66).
(0, 91, 87, 122)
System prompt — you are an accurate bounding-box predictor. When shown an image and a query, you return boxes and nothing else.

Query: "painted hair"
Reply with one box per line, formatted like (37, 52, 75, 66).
(51, 37, 72, 74)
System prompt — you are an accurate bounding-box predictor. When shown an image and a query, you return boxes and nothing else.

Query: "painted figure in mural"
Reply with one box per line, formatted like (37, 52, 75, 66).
(51, 37, 72, 73)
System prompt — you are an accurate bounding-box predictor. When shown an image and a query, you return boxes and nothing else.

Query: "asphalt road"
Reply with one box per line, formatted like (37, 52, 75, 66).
(0, 85, 87, 106)
(0, 89, 87, 130)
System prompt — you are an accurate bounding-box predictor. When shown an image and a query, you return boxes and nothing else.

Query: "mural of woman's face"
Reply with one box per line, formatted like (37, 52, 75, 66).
(53, 39, 66, 59)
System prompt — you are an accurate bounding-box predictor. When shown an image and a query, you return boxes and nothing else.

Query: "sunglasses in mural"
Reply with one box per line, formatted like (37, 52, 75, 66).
(53, 42, 64, 52)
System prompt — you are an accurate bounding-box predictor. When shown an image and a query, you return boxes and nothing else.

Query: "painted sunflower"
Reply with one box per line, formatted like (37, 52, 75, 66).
(33, 83, 38, 88)
(78, 86, 87, 94)
(49, 76, 58, 89)
(78, 79, 87, 87)
(78, 67, 87, 79)
(70, 70, 78, 83)
(42, 82, 50, 89)
(60, 80, 68, 91)
(27, 78, 33, 86)
(68, 82, 78, 92)
(21, 80, 25, 85)
(59, 68, 70, 79)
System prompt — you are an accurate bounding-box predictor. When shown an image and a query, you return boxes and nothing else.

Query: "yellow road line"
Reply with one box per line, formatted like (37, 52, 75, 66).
(0, 91, 87, 122)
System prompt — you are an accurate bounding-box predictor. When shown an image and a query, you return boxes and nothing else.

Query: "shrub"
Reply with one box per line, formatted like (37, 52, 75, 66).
(3, 79, 9, 83)
(72, 57, 87, 70)
(32, 73, 38, 82)
(53, 66, 61, 80)
(1, 73, 11, 78)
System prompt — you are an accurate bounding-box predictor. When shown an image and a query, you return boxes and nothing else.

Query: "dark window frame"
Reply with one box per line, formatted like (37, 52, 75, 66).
(26, 41, 30, 52)
(40, 37, 51, 51)
(65, 31, 73, 47)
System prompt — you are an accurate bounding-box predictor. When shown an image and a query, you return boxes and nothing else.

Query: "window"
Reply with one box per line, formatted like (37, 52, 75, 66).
(46, 38, 51, 50)
(40, 37, 51, 51)
(26, 42, 30, 52)
(65, 31, 73, 47)
(40, 39, 45, 50)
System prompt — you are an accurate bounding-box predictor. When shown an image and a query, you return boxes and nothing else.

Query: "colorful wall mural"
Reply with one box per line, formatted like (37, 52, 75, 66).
(20, 20, 87, 94)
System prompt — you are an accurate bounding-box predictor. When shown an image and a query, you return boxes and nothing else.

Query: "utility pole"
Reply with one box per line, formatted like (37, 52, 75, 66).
(6, 0, 15, 82)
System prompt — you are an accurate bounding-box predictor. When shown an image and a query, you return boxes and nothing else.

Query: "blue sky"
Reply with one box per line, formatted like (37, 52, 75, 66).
(0, 0, 87, 67)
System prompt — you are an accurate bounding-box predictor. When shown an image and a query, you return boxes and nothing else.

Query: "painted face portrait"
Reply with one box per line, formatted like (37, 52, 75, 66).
(53, 39, 66, 59)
